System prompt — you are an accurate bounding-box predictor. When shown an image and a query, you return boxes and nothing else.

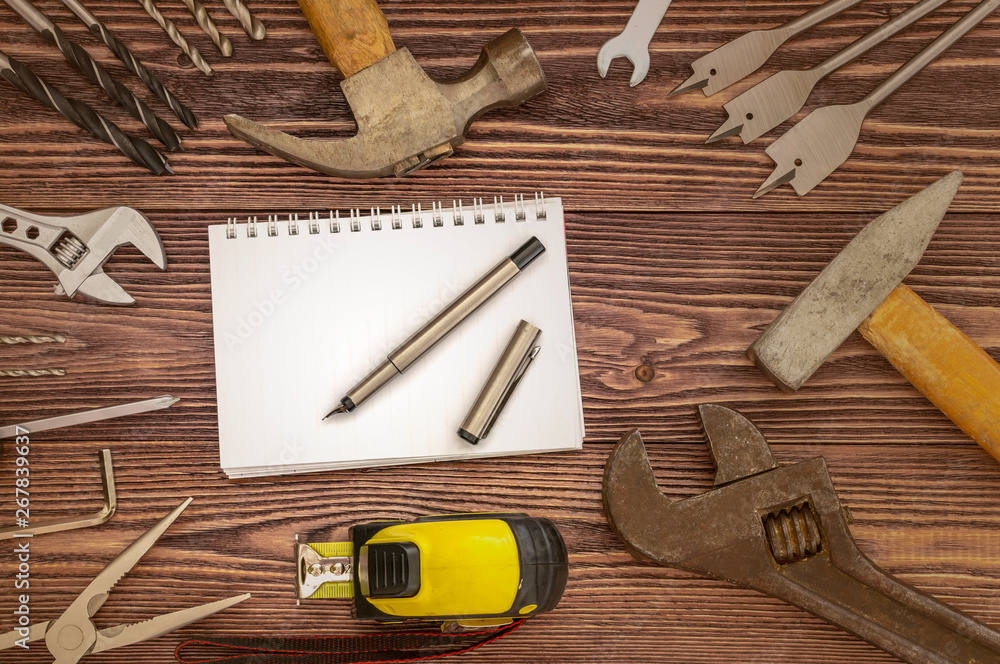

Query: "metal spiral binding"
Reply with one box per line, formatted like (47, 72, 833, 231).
(762, 502, 823, 565)
(53, 233, 87, 268)
(224, 193, 549, 238)
(514, 194, 526, 221)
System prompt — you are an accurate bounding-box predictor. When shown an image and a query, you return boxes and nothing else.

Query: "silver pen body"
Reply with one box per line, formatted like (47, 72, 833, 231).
(330, 237, 545, 415)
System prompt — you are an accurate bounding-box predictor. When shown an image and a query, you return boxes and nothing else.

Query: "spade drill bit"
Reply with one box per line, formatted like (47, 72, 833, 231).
(670, 0, 865, 97)
(137, 0, 213, 76)
(0, 51, 171, 174)
(223, 0, 266, 40)
(708, 0, 951, 144)
(182, 0, 233, 56)
(58, 0, 198, 129)
(756, 0, 1000, 198)
(3, 0, 182, 150)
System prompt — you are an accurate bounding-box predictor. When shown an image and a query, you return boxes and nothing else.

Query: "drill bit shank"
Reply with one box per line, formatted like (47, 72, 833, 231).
(0, 51, 171, 174)
(3, 0, 182, 149)
(223, 0, 266, 39)
(182, 0, 233, 56)
(58, 0, 198, 128)
(136, 0, 213, 75)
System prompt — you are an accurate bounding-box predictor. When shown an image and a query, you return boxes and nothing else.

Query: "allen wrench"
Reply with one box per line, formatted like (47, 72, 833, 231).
(0, 449, 116, 540)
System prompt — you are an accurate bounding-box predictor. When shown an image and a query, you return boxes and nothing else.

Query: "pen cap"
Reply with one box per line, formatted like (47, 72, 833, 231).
(459, 320, 542, 444)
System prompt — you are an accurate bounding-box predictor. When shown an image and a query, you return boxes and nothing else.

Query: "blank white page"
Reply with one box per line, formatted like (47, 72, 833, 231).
(209, 198, 583, 478)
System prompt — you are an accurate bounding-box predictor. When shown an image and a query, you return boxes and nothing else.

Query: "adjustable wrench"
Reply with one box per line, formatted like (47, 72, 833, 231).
(603, 404, 1000, 664)
(0, 203, 166, 304)
(597, 0, 672, 87)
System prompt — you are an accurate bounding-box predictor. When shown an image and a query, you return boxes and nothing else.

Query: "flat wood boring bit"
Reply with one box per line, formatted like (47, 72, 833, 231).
(58, 0, 198, 128)
(223, 0, 266, 40)
(0, 51, 172, 174)
(669, 0, 865, 97)
(181, 0, 233, 56)
(2, 0, 182, 150)
(756, 0, 1000, 198)
(136, 0, 213, 76)
(707, 0, 951, 144)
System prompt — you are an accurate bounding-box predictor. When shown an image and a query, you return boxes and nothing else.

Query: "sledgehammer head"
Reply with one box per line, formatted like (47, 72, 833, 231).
(224, 28, 547, 179)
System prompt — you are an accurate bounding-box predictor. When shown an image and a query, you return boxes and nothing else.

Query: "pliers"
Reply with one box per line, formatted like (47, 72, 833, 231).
(0, 498, 249, 662)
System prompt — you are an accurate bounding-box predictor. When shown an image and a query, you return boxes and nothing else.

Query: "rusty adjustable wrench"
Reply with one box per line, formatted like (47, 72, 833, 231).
(0, 203, 166, 304)
(603, 405, 1000, 664)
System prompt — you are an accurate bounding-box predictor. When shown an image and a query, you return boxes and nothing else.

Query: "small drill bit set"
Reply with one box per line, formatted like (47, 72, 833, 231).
(668, 0, 1000, 197)
(0, 0, 267, 174)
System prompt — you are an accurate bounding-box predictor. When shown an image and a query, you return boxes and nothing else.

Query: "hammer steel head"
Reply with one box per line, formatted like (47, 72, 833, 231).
(225, 28, 547, 179)
(747, 171, 963, 392)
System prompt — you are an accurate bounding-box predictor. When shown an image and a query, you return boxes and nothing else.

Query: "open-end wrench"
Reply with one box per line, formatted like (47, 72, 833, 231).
(603, 404, 1000, 664)
(0, 203, 166, 304)
(597, 0, 673, 87)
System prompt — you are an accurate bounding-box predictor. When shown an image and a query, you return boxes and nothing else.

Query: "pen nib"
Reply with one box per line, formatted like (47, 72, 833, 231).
(322, 404, 348, 420)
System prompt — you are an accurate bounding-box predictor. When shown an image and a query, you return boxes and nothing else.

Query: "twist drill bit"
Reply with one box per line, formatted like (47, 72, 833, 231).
(223, 0, 265, 40)
(0, 369, 67, 377)
(3, 0, 182, 150)
(0, 51, 172, 174)
(182, 0, 233, 56)
(0, 334, 67, 344)
(137, 0, 213, 76)
(59, 0, 198, 128)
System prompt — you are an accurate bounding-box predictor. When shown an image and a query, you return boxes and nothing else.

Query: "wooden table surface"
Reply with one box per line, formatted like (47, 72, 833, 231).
(2, 1, 999, 662)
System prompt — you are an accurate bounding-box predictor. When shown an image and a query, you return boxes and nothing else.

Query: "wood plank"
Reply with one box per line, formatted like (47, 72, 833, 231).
(1, 209, 999, 662)
(0, 0, 997, 212)
(3, 0, 1000, 661)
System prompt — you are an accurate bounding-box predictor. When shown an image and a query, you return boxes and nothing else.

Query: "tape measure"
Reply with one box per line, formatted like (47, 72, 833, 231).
(296, 512, 569, 628)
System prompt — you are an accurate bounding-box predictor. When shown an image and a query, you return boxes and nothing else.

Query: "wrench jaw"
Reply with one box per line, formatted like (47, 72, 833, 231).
(596, 37, 651, 88)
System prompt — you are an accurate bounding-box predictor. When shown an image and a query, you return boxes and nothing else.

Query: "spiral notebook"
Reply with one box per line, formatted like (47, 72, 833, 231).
(208, 196, 583, 478)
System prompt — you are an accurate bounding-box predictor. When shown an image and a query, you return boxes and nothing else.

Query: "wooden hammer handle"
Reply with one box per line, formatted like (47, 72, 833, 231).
(859, 284, 1000, 462)
(297, 0, 395, 78)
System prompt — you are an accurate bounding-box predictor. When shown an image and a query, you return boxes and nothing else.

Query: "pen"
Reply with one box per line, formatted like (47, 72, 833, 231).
(324, 236, 546, 419)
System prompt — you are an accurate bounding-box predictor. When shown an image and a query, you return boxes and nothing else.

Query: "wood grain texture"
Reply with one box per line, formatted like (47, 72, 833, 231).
(1, 1, 999, 663)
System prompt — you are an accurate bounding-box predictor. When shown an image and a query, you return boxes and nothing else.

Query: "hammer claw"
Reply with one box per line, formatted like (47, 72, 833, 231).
(224, 114, 392, 179)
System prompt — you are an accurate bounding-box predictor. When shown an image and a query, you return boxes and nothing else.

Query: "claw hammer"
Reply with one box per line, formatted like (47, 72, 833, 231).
(603, 405, 1000, 664)
(224, 0, 548, 179)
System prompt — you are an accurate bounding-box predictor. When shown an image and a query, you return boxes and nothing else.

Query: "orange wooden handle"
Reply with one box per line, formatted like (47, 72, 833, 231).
(859, 284, 1000, 462)
(297, 0, 395, 78)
